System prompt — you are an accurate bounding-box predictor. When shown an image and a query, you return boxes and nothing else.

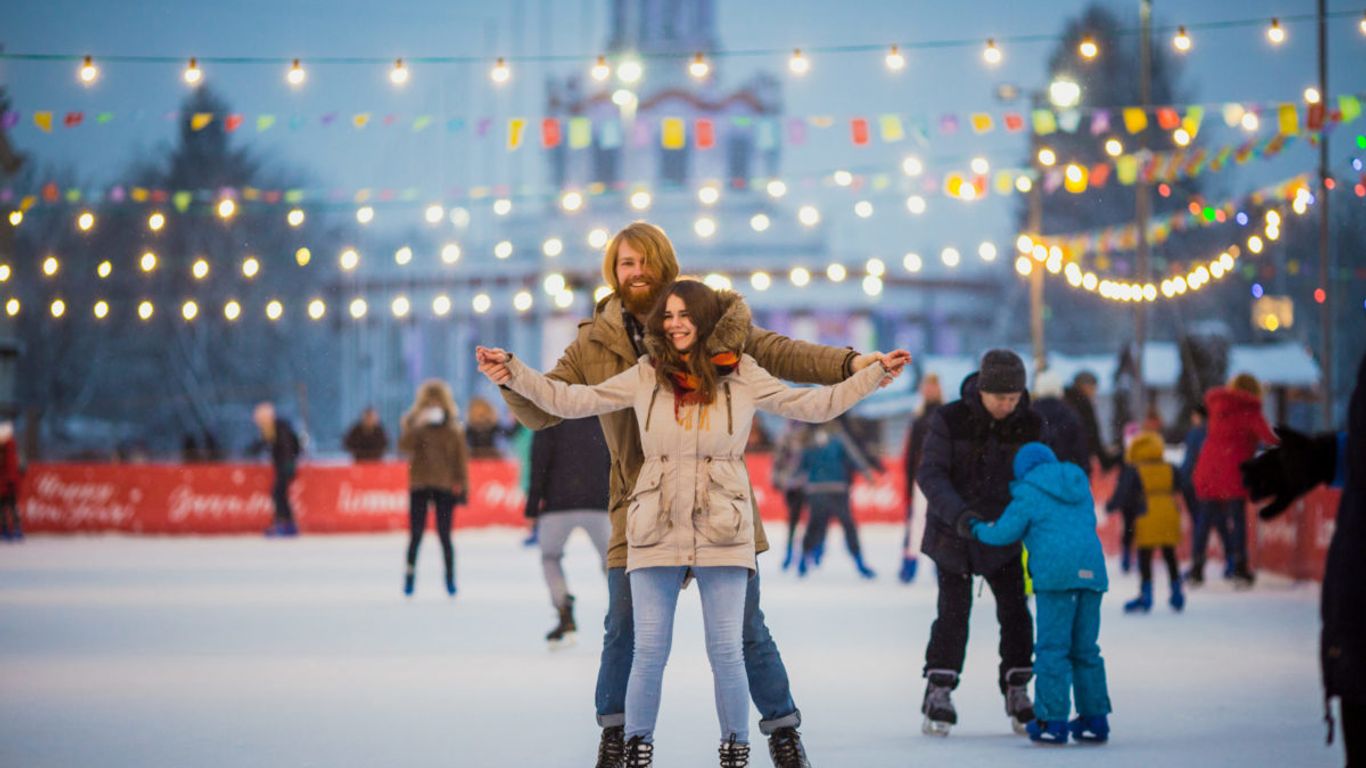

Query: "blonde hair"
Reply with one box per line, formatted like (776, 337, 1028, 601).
(601, 221, 680, 292)
(406, 379, 461, 429)
(1228, 372, 1262, 397)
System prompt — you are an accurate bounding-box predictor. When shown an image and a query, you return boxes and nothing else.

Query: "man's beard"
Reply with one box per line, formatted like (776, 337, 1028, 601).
(620, 280, 662, 316)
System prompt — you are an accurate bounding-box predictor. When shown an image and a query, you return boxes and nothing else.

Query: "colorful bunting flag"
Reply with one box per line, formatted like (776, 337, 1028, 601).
(507, 118, 526, 150)
(568, 117, 592, 149)
(1123, 108, 1148, 134)
(1003, 112, 1025, 132)
(1278, 103, 1299, 135)
(352, 113, 370, 128)
(696, 118, 716, 149)
(1032, 109, 1057, 135)
(257, 115, 276, 132)
(970, 113, 993, 134)
(879, 115, 905, 142)
(191, 113, 213, 131)
(850, 118, 870, 146)
(225, 114, 244, 132)
(662, 117, 686, 149)
(541, 118, 562, 148)
(786, 118, 807, 145)
(1156, 107, 1180, 130)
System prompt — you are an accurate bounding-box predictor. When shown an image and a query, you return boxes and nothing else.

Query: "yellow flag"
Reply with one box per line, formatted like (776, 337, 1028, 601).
(971, 113, 994, 134)
(1278, 103, 1299, 135)
(191, 113, 213, 131)
(662, 118, 686, 149)
(1116, 155, 1139, 185)
(1122, 108, 1147, 134)
(568, 117, 592, 149)
(34, 111, 53, 132)
(507, 118, 526, 150)
(352, 113, 371, 129)
(1032, 110, 1057, 135)
(879, 115, 905, 142)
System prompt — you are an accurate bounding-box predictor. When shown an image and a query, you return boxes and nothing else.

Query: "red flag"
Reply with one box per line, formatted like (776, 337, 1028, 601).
(1003, 112, 1025, 132)
(541, 118, 561, 148)
(1307, 103, 1325, 131)
(1090, 163, 1111, 188)
(850, 118, 870, 146)
(63, 111, 84, 127)
(1156, 107, 1180, 130)
(225, 114, 244, 132)
(695, 118, 715, 149)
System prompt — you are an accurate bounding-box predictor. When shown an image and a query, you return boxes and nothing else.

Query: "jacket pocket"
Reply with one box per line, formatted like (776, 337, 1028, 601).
(697, 459, 749, 545)
(626, 459, 669, 547)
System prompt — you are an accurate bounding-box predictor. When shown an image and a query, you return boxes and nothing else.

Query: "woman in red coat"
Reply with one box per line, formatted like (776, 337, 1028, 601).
(1191, 373, 1277, 587)
(0, 421, 22, 541)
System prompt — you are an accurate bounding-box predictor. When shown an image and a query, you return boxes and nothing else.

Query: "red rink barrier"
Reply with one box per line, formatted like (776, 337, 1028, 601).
(18, 457, 1338, 581)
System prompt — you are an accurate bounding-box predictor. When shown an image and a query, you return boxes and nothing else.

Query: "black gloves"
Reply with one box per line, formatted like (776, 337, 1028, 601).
(956, 511, 984, 538)
(1240, 426, 1338, 520)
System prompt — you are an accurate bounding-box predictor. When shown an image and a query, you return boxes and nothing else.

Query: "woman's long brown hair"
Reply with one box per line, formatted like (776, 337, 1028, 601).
(646, 280, 724, 404)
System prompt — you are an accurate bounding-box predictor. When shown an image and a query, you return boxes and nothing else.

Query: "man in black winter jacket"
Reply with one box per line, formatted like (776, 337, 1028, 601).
(1064, 371, 1119, 475)
(525, 416, 612, 644)
(1242, 352, 1365, 764)
(918, 350, 1041, 736)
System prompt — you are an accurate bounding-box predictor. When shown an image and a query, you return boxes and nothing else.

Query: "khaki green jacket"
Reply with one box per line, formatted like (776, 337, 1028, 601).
(499, 290, 857, 568)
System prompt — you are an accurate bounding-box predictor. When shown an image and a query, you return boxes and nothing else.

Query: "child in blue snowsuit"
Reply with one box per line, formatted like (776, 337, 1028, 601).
(797, 423, 877, 578)
(970, 442, 1112, 744)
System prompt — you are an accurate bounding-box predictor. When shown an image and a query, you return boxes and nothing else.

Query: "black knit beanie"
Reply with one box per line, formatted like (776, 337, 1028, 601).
(979, 349, 1026, 394)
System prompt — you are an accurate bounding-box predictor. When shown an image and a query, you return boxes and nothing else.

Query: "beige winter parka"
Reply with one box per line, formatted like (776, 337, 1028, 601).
(501, 294, 885, 572)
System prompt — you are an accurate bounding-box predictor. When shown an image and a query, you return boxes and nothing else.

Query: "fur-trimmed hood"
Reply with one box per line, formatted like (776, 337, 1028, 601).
(641, 288, 752, 362)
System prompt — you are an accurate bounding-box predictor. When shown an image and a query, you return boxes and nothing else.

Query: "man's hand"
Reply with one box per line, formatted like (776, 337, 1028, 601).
(475, 346, 512, 385)
(955, 510, 983, 538)
(1240, 426, 1338, 520)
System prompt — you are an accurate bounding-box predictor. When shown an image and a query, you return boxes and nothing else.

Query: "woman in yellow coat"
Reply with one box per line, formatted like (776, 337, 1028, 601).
(1107, 431, 1184, 613)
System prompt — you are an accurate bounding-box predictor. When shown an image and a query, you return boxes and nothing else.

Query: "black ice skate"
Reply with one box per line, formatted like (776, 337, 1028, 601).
(1004, 667, 1036, 735)
(921, 670, 958, 736)
(545, 595, 577, 649)
(719, 734, 750, 767)
(623, 734, 654, 767)
(767, 726, 812, 768)
(595, 725, 624, 768)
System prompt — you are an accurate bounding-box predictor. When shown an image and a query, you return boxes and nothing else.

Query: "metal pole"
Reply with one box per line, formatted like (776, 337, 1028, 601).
(1134, 0, 1153, 421)
(1029, 173, 1045, 374)
(1318, 0, 1334, 427)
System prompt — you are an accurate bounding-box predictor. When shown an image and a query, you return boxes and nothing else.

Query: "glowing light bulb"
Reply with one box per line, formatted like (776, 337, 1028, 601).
(751, 272, 772, 291)
(348, 298, 367, 319)
(139, 251, 157, 272)
(266, 300, 283, 321)
(689, 52, 710, 80)
(42, 256, 60, 276)
(854, 201, 874, 219)
(1079, 37, 1099, 59)
(241, 256, 260, 278)
(473, 293, 492, 314)
(183, 57, 202, 86)
(493, 198, 512, 216)
(885, 44, 906, 72)
(391, 296, 410, 318)
(340, 249, 360, 271)
(588, 228, 609, 248)
(147, 212, 166, 232)
(308, 299, 326, 320)
(495, 241, 513, 259)
(4, 299, 18, 316)
(441, 243, 461, 264)
(225, 300, 242, 321)
(798, 205, 820, 227)
(698, 185, 721, 206)
(542, 237, 563, 258)
(591, 55, 611, 82)
(766, 180, 787, 198)
(355, 206, 374, 225)
(1173, 26, 1192, 52)
(862, 276, 883, 297)
(394, 246, 413, 266)
(694, 217, 717, 238)
(970, 157, 990, 175)
(866, 258, 886, 277)
(1173, 127, 1191, 146)
(217, 199, 236, 219)
(490, 57, 510, 84)
(513, 290, 534, 313)
(978, 242, 998, 262)
(826, 263, 847, 283)
(7, 211, 20, 227)
(390, 58, 410, 85)
(834, 170, 853, 187)
(750, 213, 771, 232)
(1037, 147, 1056, 166)
(138, 301, 154, 321)
(1241, 111, 1260, 132)
(50, 299, 66, 318)
(78, 211, 95, 231)
(903, 252, 923, 273)
(983, 38, 1002, 66)
(93, 300, 108, 319)
(902, 156, 924, 176)
(905, 196, 927, 215)
(790, 267, 811, 287)
(1105, 138, 1124, 157)
(560, 190, 584, 212)
(788, 49, 810, 75)
(97, 260, 112, 278)
(287, 208, 305, 227)
(79, 55, 98, 85)
(181, 300, 198, 321)
(287, 59, 306, 86)
(433, 295, 452, 316)
(424, 204, 444, 224)
(1267, 18, 1286, 46)
(629, 190, 652, 211)
(617, 58, 643, 83)
(192, 259, 209, 279)
(941, 247, 961, 268)
(1304, 87, 1321, 105)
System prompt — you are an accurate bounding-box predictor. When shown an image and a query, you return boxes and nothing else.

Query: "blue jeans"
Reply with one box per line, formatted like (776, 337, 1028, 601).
(596, 567, 801, 735)
(1034, 589, 1111, 722)
(625, 566, 750, 743)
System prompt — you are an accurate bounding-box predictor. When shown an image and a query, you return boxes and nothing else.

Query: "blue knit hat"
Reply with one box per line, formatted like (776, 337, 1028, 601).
(1013, 441, 1057, 479)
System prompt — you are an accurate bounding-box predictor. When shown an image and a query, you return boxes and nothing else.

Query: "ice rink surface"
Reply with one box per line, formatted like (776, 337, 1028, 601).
(0, 525, 1342, 767)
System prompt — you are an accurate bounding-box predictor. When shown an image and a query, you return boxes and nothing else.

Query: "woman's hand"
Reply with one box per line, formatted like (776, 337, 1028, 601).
(875, 350, 912, 387)
(476, 346, 512, 385)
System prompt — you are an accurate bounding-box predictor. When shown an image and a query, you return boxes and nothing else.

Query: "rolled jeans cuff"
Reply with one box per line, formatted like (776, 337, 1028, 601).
(758, 708, 801, 736)
(596, 712, 625, 728)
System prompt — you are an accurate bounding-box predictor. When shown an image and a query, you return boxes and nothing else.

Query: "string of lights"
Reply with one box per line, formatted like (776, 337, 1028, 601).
(7, 11, 1360, 90)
